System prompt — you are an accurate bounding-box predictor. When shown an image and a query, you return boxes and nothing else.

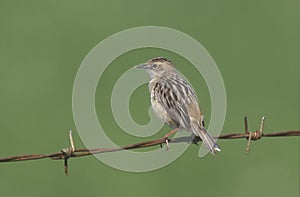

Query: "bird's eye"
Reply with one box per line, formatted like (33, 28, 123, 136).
(152, 64, 158, 68)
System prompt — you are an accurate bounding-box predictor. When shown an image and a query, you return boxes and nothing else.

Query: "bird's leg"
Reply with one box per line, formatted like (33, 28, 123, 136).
(162, 128, 179, 150)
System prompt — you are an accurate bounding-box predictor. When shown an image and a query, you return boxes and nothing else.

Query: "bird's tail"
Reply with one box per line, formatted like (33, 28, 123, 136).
(193, 127, 221, 155)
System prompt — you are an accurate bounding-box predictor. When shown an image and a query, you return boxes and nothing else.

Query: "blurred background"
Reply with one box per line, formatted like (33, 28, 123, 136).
(0, 0, 299, 196)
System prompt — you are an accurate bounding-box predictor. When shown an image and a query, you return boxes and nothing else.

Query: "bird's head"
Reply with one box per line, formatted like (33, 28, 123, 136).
(135, 57, 176, 78)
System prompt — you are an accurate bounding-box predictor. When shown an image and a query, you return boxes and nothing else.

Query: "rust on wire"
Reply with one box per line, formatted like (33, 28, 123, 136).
(0, 116, 300, 175)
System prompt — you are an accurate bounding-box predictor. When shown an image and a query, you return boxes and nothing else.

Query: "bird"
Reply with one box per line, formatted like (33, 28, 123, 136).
(135, 57, 221, 155)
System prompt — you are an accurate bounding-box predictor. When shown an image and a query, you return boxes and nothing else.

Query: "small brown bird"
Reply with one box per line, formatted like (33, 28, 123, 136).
(135, 57, 220, 155)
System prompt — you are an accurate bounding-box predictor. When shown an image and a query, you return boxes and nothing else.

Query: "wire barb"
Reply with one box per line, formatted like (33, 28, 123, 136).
(61, 130, 75, 176)
(246, 116, 266, 154)
(244, 116, 248, 134)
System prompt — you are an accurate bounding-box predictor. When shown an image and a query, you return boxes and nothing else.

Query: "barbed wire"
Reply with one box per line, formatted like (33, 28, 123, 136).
(0, 116, 299, 175)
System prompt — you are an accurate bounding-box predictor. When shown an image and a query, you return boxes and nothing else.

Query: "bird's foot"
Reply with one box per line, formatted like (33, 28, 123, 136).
(160, 128, 179, 150)
(191, 136, 199, 145)
(160, 136, 170, 151)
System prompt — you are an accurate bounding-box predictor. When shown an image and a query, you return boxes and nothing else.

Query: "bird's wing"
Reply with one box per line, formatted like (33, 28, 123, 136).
(152, 79, 199, 129)
(186, 99, 205, 128)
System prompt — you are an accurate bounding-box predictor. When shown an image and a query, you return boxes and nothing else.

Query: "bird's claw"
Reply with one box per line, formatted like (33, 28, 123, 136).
(165, 138, 170, 150)
(160, 137, 170, 151)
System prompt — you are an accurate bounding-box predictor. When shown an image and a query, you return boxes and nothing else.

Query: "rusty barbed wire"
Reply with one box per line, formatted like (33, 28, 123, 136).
(0, 116, 299, 175)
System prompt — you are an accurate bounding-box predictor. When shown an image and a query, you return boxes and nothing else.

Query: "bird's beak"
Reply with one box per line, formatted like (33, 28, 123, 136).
(135, 63, 148, 69)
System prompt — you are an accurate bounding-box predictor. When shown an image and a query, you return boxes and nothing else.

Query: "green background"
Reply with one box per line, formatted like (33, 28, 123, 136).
(0, 1, 299, 196)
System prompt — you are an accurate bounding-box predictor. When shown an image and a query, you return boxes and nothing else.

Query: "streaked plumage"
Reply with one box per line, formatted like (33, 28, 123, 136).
(136, 57, 220, 155)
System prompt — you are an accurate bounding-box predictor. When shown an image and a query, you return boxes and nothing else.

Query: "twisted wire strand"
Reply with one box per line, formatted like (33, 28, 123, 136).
(0, 117, 299, 175)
